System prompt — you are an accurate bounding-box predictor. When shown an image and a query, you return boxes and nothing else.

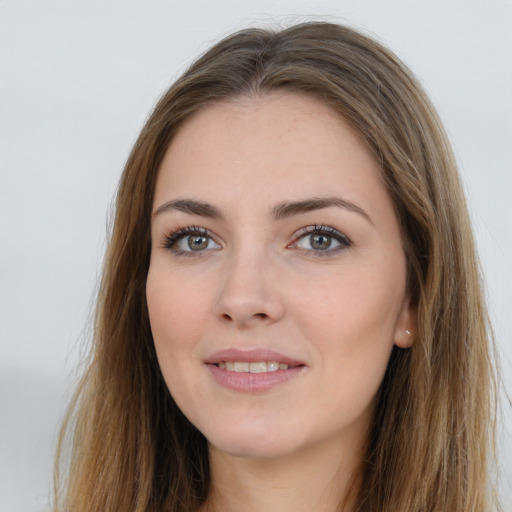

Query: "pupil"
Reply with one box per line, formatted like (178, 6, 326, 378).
(188, 235, 208, 250)
(311, 234, 331, 250)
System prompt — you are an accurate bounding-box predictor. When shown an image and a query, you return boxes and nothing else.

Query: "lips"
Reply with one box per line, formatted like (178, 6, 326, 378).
(204, 348, 306, 392)
(204, 348, 305, 367)
(217, 361, 289, 373)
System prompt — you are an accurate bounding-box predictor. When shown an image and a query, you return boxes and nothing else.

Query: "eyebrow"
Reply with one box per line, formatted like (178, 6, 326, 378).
(154, 196, 372, 224)
(271, 197, 373, 224)
(154, 199, 222, 218)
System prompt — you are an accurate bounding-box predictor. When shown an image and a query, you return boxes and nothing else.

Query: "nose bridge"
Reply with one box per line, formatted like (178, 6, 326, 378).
(214, 240, 284, 326)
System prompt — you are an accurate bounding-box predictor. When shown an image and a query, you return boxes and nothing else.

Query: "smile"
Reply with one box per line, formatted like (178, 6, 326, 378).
(216, 361, 289, 372)
(205, 350, 306, 392)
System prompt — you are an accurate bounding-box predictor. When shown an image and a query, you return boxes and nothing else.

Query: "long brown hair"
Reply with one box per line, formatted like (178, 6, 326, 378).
(54, 22, 500, 511)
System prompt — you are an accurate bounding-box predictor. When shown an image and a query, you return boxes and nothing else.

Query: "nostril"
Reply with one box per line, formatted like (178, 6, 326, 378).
(219, 312, 268, 323)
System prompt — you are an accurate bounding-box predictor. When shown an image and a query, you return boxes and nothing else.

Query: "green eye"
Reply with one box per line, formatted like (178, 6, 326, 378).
(297, 232, 340, 252)
(164, 227, 221, 255)
(309, 233, 333, 251)
(187, 235, 210, 251)
(290, 225, 351, 255)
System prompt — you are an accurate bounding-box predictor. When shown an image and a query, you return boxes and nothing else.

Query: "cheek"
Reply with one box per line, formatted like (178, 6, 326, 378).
(146, 263, 213, 386)
(304, 273, 400, 407)
(295, 268, 403, 350)
(147, 264, 207, 337)
(292, 260, 405, 400)
(146, 263, 215, 414)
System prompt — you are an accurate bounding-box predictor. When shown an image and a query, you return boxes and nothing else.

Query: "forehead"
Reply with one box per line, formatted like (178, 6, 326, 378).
(153, 92, 389, 219)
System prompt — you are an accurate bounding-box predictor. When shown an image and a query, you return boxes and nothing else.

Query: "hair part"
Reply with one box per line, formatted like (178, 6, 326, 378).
(54, 21, 501, 512)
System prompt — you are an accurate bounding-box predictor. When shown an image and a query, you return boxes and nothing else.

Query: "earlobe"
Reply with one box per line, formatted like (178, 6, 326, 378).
(394, 299, 417, 349)
(396, 328, 414, 348)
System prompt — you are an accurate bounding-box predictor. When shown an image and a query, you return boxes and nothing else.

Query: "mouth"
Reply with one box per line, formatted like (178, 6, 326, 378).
(204, 348, 305, 369)
(213, 361, 293, 373)
(204, 349, 306, 392)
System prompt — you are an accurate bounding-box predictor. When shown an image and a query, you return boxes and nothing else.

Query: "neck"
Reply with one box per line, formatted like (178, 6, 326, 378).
(201, 437, 364, 512)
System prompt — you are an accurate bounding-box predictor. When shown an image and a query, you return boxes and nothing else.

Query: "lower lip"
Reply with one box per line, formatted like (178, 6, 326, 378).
(207, 364, 305, 392)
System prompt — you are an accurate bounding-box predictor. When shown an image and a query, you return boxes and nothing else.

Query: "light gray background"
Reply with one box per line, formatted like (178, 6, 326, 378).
(1, 1, 510, 511)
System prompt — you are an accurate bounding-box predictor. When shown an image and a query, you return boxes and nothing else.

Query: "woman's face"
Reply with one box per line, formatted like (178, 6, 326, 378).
(147, 93, 414, 460)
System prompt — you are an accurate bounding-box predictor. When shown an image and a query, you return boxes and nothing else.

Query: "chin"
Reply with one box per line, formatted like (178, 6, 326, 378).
(211, 437, 298, 460)
(201, 419, 312, 461)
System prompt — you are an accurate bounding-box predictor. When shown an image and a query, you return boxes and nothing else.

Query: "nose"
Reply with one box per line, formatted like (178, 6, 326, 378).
(213, 249, 285, 329)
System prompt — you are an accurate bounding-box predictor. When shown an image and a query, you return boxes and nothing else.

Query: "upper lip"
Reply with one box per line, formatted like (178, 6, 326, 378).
(204, 348, 305, 367)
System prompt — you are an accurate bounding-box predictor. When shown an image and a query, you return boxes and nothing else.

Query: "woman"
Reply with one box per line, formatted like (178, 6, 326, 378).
(54, 22, 501, 511)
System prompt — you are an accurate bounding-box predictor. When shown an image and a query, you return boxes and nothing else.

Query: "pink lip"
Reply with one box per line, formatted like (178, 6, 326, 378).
(204, 348, 306, 393)
(207, 364, 305, 392)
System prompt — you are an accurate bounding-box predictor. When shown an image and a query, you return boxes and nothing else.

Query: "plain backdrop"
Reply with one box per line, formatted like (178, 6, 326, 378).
(0, 1, 511, 511)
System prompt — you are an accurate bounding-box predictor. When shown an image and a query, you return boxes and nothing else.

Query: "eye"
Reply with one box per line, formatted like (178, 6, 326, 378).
(289, 225, 351, 255)
(163, 227, 221, 255)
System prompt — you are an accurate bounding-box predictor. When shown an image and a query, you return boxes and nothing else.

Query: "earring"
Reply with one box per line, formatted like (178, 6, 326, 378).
(405, 329, 411, 335)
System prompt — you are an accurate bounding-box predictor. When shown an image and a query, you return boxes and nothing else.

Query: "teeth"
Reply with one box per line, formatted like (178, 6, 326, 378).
(233, 362, 249, 372)
(217, 361, 288, 372)
(266, 361, 279, 372)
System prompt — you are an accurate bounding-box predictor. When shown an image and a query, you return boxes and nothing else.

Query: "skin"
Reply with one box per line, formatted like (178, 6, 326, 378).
(146, 92, 415, 512)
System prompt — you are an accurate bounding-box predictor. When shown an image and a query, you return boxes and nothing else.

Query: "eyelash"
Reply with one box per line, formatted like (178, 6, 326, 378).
(161, 224, 352, 257)
(289, 224, 352, 257)
(162, 226, 216, 257)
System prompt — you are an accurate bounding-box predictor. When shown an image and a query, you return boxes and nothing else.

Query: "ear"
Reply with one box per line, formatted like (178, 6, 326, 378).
(393, 296, 417, 349)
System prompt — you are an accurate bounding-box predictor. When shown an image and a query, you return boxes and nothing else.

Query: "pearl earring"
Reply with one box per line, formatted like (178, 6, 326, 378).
(405, 329, 411, 335)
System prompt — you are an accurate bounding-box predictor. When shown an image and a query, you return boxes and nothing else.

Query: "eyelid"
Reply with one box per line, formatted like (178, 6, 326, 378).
(162, 226, 221, 255)
(288, 224, 352, 254)
(161, 223, 351, 257)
